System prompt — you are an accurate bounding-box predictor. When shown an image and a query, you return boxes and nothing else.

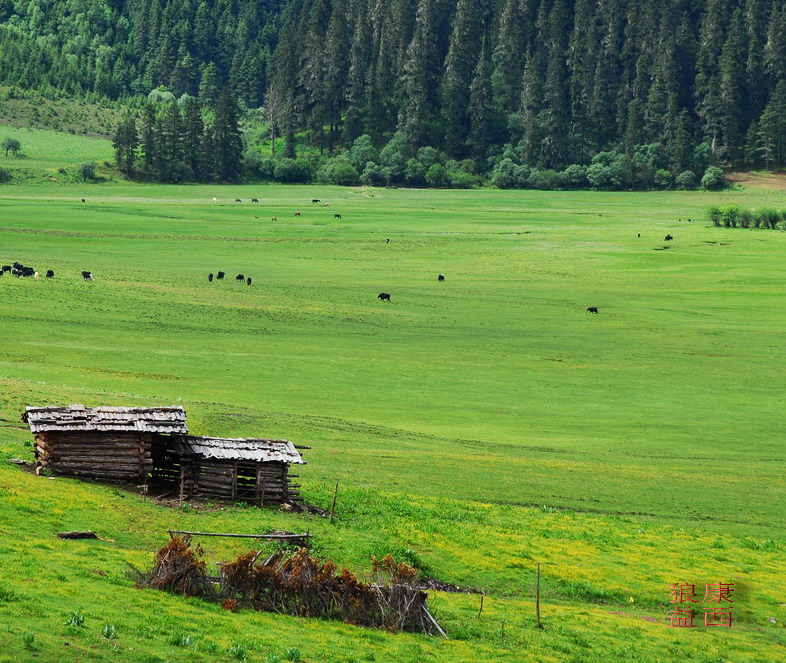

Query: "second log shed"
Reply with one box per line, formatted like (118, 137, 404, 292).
(164, 436, 306, 505)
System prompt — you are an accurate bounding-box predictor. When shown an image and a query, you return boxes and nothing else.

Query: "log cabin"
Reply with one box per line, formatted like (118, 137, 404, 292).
(161, 436, 306, 505)
(23, 404, 188, 483)
(22, 405, 306, 506)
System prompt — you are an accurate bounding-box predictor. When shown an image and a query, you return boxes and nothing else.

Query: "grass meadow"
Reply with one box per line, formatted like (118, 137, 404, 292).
(0, 123, 114, 180)
(0, 177, 785, 661)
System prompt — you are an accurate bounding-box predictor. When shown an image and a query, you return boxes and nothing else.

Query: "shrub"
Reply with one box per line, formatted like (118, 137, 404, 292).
(587, 162, 626, 189)
(0, 167, 10, 183)
(562, 164, 588, 188)
(708, 205, 722, 227)
(148, 87, 175, 103)
(653, 169, 672, 188)
(245, 152, 276, 178)
(360, 161, 386, 186)
(416, 146, 441, 168)
(317, 157, 359, 186)
(444, 160, 478, 188)
(171, 633, 193, 647)
(78, 162, 96, 182)
(378, 132, 412, 180)
(528, 168, 564, 190)
(720, 205, 740, 228)
(701, 166, 726, 190)
(404, 158, 426, 186)
(675, 170, 696, 189)
(227, 642, 247, 660)
(349, 135, 378, 171)
(64, 610, 85, 627)
(758, 208, 781, 230)
(425, 163, 447, 187)
(273, 158, 312, 183)
(102, 624, 117, 639)
(490, 158, 517, 188)
(738, 209, 753, 228)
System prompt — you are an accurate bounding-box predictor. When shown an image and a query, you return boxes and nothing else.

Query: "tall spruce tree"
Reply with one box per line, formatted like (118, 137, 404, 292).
(468, 39, 495, 162)
(399, 0, 441, 147)
(213, 87, 244, 182)
(113, 116, 139, 176)
(183, 96, 204, 179)
(441, 0, 484, 155)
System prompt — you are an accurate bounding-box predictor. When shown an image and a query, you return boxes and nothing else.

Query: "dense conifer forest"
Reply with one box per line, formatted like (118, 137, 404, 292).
(2, 0, 785, 185)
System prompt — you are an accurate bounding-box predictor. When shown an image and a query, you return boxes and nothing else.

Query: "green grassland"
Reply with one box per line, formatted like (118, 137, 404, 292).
(0, 177, 785, 662)
(0, 123, 114, 181)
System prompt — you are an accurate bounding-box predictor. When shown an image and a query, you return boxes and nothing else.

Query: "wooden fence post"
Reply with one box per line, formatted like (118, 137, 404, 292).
(536, 562, 544, 629)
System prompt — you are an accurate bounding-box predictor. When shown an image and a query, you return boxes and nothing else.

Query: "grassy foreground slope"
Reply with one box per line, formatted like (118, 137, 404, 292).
(0, 181, 784, 661)
(0, 123, 114, 181)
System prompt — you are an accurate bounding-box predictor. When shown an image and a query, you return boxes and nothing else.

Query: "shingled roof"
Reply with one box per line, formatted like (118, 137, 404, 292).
(22, 405, 188, 434)
(172, 436, 305, 464)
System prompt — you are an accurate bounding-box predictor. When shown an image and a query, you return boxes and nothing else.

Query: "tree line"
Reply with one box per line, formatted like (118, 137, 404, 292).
(112, 89, 243, 182)
(11, 0, 784, 178)
(708, 205, 786, 229)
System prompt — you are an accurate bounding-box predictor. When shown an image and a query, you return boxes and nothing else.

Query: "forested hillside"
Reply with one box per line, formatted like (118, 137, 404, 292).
(2, 0, 785, 176)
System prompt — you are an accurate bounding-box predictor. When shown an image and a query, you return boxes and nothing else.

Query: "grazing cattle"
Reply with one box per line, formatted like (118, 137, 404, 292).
(1, 265, 10, 273)
(385, 238, 390, 244)
(295, 211, 301, 217)
(11, 268, 21, 277)
(251, 198, 259, 203)
(46, 270, 54, 278)
(324, 202, 330, 207)
(13, 262, 22, 269)
(236, 274, 245, 281)
(312, 199, 320, 203)
(637, 233, 641, 238)
(271, 216, 277, 222)
(334, 213, 342, 219)
(438, 274, 445, 282)
(81, 198, 86, 203)
(664, 234, 674, 241)
(378, 292, 391, 302)
(213, 197, 217, 202)
(81, 271, 93, 281)
(34, 271, 40, 280)
(235, 199, 242, 203)
(217, 271, 225, 280)
(246, 277, 252, 286)
(587, 306, 599, 314)
(208, 273, 214, 282)
(21, 266, 34, 277)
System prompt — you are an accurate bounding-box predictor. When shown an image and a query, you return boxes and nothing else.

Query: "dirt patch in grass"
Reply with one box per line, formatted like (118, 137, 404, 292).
(727, 171, 786, 190)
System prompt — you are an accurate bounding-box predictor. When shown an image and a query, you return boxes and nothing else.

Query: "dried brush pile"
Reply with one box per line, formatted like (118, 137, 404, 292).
(129, 536, 212, 598)
(133, 537, 443, 635)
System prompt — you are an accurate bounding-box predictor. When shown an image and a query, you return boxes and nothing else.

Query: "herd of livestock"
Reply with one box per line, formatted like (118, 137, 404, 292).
(1, 262, 93, 281)
(5, 196, 636, 310)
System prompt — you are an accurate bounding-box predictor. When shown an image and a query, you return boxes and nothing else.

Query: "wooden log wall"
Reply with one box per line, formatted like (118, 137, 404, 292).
(193, 460, 301, 504)
(35, 432, 152, 481)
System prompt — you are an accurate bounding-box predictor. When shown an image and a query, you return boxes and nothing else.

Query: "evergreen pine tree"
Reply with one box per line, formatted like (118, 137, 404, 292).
(441, 0, 483, 155)
(213, 87, 243, 182)
(399, 0, 440, 147)
(140, 103, 157, 179)
(719, 9, 749, 163)
(468, 39, 495, 162)
(183, 96, 204, 179)
(758, 81, 786, 168)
